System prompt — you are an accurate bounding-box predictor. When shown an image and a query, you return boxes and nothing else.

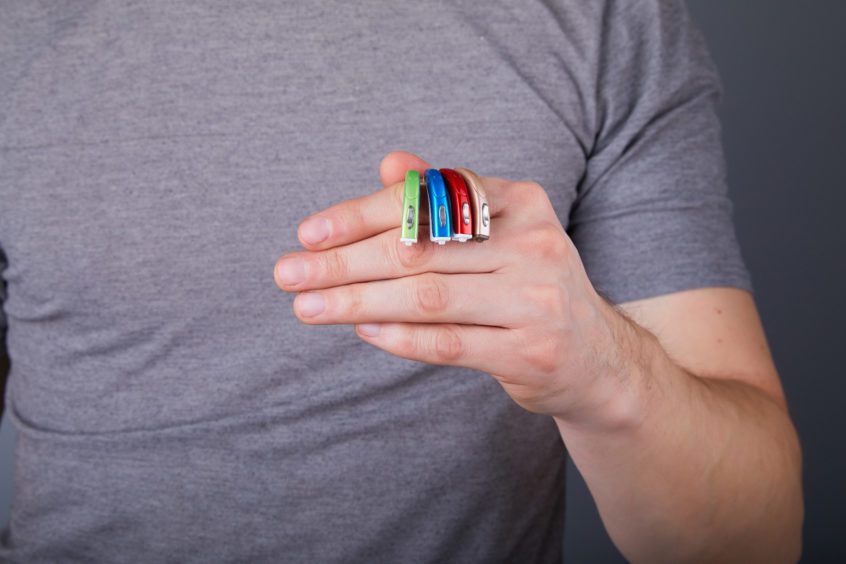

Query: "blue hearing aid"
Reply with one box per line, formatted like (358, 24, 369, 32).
(423, 169, 452, 244)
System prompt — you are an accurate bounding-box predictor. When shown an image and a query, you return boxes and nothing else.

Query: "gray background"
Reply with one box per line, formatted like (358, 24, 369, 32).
(1, 1, 843, 561)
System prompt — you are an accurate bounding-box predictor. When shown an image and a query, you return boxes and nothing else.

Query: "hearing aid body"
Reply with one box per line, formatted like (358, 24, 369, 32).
(439, 168, 474, 242)
(400, 169, 421, 246)
(454, 167, 490, 241)
(423, 169, 452, 245)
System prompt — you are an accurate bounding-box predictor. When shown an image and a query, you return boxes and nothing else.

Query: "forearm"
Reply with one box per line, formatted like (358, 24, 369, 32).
(554, 309, 803, 562)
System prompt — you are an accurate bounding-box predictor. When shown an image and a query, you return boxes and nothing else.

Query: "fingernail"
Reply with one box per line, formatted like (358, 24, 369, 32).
(300, 217, 331, 245)
(357, 323, 381, 337)
(277, 258, 306, 286)
(295, 292, 325, 317)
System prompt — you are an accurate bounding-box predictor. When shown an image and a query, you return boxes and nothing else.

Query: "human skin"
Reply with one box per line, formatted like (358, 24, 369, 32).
(273, 151, 803, 562)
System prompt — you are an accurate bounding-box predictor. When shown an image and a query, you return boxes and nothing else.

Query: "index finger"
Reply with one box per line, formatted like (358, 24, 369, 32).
(297, 170, 514, 251)
(296, 179, 413, 251)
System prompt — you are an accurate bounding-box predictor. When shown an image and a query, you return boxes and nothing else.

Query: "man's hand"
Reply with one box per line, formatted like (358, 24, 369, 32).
(273, 151, 633, 428)
(274, 150, 803, 562)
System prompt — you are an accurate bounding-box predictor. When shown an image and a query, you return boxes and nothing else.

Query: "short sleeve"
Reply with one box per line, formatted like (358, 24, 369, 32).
(568, 0, 752, 304)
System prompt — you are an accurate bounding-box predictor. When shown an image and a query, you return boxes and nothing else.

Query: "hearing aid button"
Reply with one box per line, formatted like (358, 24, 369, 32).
(406, 206, 414, 228)
(462, 202, 470, 225)
(439, 204, 446, 227)
(482, 203, 489, 227)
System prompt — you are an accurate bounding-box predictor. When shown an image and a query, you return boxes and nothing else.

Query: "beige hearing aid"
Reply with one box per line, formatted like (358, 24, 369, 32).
(454, 167, 490, 241)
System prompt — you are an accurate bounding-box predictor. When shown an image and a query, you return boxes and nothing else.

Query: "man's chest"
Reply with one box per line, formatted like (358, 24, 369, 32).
(0, 1, 591, 429)
(1, 1, 589, 318)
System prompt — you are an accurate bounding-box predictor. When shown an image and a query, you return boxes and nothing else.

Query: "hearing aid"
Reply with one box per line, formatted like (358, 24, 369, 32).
(423, 169, 452, 244)
(454, 167, 490, 241)
(439, 168, 474, 242)
(400, 169, 421, 246)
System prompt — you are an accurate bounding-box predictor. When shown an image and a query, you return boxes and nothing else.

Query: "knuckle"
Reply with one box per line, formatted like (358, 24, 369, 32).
(519, 331, 561, 375)
(340, 285, 364, 319)
(434, 326, 465, 362)
(529, 181, 553, 204)
(351, 204, 366, 234)
(394, 329, 418, 359)
(336, 203, 365, 240)
(523, 223, 569, 262)
(512, 185, 534, 207)
(321, 249, 349, 281)
(526, 283, 569, 318)
(515, 180, 551, 207)
(391, 233, 432, 270)
(412, 274, 449, 316)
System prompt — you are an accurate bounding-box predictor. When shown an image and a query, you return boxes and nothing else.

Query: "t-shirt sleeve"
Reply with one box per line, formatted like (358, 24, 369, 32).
(567, 0, 752, 304)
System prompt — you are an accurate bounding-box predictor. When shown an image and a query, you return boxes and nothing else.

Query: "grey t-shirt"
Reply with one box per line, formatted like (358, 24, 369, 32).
(0, 1, 751, 562)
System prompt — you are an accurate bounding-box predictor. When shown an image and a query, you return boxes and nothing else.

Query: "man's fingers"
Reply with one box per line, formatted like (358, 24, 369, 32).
(353, 321, 516, 376)
(294, 150, 432, 251)
(296, 180, 409, 250)
(292, 272, 531, 328)
(295, 171, 527, 252)
(379, 150, 431, 187)
(276, 226, 511, 291)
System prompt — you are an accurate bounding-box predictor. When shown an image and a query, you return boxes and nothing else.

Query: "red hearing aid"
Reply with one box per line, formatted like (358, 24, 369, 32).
(439, 168, 474, 242)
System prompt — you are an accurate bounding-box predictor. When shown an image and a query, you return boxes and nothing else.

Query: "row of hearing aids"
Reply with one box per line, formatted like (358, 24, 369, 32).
(400, 168, 490, 246)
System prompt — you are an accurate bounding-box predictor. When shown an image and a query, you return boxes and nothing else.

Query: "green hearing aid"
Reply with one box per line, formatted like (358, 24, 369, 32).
(400, 169, 421, 245)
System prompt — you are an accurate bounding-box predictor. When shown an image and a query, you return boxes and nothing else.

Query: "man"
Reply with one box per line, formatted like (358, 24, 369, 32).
(0, 1, 802, 562)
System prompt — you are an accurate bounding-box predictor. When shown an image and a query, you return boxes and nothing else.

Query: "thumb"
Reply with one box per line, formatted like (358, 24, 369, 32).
(379, 150, 432, 188)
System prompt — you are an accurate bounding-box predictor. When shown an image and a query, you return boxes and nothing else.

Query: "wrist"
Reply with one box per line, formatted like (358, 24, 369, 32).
(553, 296, 666, 435)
